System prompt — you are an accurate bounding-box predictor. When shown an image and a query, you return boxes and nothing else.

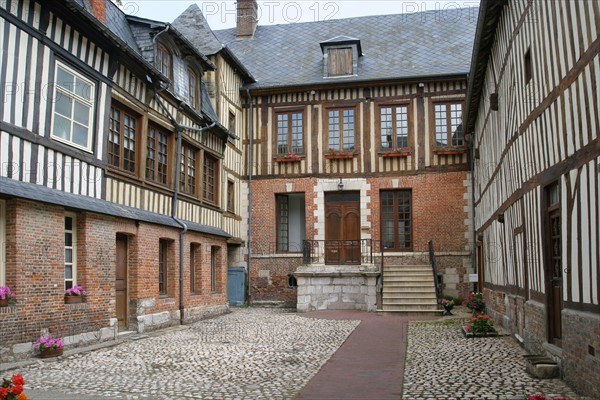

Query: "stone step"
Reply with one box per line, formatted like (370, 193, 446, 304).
(382, 291, 437, 299)
(382, 303, 439, 311)
(384, 277, 435, 284)
(384, 265, 431, 272)
(383, 286, 435, 296)
(378, 308, 444, 315)
(384, 270, 433, 277)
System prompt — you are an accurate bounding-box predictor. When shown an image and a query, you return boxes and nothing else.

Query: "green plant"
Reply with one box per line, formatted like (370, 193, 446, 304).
(463, 292, 485, 314)
(465, 314, 494, 334)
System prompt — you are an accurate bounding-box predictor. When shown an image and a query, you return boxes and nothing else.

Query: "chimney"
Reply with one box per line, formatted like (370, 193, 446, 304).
(236, 0, 258, 38)
(89, 0, 106, 24)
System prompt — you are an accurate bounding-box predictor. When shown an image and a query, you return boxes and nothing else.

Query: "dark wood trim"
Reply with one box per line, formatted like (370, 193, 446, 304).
(563, 301, 600, 314)
(311, 106, 319, 173)
(477, 138, 599, 231)
(260, 96, 269, 176)
(530, 290, 545, 303)
(0, 121, 104, 168)
(475, 34, 600, 203)
(363, 102, 371, 173)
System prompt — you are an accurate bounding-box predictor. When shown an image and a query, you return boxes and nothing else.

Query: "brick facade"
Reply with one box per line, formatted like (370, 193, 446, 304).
(0, 199, 229, 362)
(249, 171, 472, 304)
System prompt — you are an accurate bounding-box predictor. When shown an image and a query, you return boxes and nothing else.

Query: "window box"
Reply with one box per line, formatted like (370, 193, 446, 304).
(274, 155, 303, 162)
(434, 147, 467, 155)
(381, 149, 412, 157)
(325, 153, 355, 160)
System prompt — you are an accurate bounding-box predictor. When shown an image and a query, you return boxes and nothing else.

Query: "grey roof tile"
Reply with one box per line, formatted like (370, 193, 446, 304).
(172, 4, 223, 56)
(212, 8, 478, 89)
(0, 178, 230, 238)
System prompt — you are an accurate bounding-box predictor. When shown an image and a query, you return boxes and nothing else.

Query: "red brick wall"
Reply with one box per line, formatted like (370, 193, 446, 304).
(248, 171, 471, 302)
(0, 199, 229, 359)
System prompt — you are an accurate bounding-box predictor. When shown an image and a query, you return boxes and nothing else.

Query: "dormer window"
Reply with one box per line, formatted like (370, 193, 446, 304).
(328, 48, 352, 77)
(157, 43, 172, 79)
(188, 68, 199, 110)
(320, 36, 362, 78)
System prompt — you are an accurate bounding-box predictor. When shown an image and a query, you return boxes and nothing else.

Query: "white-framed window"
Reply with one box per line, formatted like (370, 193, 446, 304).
(0, 200, 5, 286)
(52, 62, 95, 151)
(64, 213, 77, 290)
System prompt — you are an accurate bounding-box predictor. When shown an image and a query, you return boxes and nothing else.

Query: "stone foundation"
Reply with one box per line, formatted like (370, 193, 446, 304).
(295, 264, 379, 312)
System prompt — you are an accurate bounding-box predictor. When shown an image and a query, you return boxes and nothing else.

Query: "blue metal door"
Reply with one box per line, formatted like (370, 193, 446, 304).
(227, 267, 245, 306)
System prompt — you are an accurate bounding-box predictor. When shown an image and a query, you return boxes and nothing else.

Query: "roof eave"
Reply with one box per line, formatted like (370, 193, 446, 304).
(464, 0, 508, 135)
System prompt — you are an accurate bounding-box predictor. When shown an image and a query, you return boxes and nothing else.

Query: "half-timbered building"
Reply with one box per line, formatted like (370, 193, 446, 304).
(175, 1, 479, 311)
(464, 0, 599, 395)
(0, 0, 234, 362)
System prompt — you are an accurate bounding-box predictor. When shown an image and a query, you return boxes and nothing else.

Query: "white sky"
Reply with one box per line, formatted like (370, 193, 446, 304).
(127, 1, 479, 29)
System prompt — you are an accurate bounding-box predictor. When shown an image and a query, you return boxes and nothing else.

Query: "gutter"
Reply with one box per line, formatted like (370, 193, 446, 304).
(246, 89, 254, 305)
(153, 90, 216, 324)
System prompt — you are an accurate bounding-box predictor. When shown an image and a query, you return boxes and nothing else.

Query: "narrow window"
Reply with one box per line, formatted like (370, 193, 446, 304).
(524, 49, 532, 84)
(380, 105, 409, 149)
(211, 246, 217, 293)
(108, 104, 137, 173)
(157, 44, 172, 79)
(276, 112, 304, 155)
(227, 180, 235, 213)
(434, 103, 463, 147)
(203, 153, 218, 204)
(64, 214, 77, 290)
(328, 109, 355, 151)
(328, 47, 352, 77)
(276, 193, 306, 253)
(180, 143, 197, 196)
(159, 240, 168, 295)
(228, 111, 236, 134)
(52, 62, 95, 151)
(188, 68, 199, 109)
(190, 243, 200, 294)
(381, 190, 412, 251)
(146, 125, 169, 185)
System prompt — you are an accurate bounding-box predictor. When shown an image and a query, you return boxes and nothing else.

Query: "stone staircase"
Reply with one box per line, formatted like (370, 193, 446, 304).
(381, 264, 442, 314)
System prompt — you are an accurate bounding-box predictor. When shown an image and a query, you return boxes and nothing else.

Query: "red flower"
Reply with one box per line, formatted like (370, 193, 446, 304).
(0, 387, 9, 398)
(10, 385, 24, 395)
(12, 375, 25, 386)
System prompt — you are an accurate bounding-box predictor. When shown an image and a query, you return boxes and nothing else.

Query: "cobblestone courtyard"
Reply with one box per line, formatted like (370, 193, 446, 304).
(1, 308, 590, 399)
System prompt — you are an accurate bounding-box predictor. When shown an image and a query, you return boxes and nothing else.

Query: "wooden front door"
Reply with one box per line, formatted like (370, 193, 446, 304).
(116, 234, 128, 329)
(545, 183, 562, 346)
(325, 192, 360, 264)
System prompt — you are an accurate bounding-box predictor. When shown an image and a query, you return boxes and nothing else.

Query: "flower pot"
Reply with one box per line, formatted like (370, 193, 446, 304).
(443, 304, 454, 315)
(0, 299, 8, 307)
(64, 295, 83, 304)
(434, 149, 467, 155)
(274, 157, 302, 162)
(39, 347, 63, 358)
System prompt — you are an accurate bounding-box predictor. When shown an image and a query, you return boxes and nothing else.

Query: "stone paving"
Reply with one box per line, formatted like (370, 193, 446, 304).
(11, 308, 359, 400)
(2, 307, 592, 399)
(402, 315, 584, 400)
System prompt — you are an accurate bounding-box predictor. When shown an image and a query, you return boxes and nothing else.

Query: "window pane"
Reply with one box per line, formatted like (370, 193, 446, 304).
(65, 265, 72, 279)
(73, 123, 88, 147)
(343, 109, 354, 150)
(65, 248, 72, 263)
(291, 113, 303, 154)
(55, 94, 72, 118)
(73, 101, 90, 126)
(65, 232, 72, 247)
(396, 106, 408, 148)
(56, 67, 73, 90)
(75, 77, 92, 101)
(53, 115, 71, 140)
(380, 107, 392, 148)
(277, 114, 288, 154)
(328, 111, 340, 149)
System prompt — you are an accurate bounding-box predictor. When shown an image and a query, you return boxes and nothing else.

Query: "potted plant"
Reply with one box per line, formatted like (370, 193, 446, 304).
(441, 298, 454, 315)
(34, 335, 64, 358)
(463, 314, 498, 337)
(64, 285, 88, 304)
(0, 286, 15, 307)
(463, 291, 486, 315)
(0, 374, 30, 399)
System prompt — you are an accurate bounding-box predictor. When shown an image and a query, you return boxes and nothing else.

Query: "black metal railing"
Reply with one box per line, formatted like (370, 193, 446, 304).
(302, 239, 376, 265)
(428, 240, 441, 303)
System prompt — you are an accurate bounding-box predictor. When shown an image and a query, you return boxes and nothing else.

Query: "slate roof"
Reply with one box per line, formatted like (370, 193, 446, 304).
(172, 4, 255, 83)
(209, 7, 478, 89)
(0, 178, 231, 238)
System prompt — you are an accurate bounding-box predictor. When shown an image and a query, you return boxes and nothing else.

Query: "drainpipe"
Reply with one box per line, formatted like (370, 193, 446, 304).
(246, 89, 253, 305)
(469, 126, 478, 292)
(153, 91, 216, 324)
